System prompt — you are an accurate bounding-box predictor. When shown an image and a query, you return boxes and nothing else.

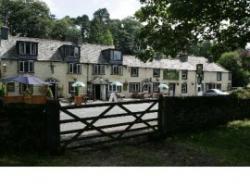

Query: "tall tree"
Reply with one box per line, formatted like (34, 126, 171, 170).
(110, 17, 142, 55)
(73, 14, 90, 42)
(136, 0, 250, 61)
(0, 0, 53, 38)
(50, 16, 81, 43)
(217, 51, 249, 87)
(89, 8, 113, 45)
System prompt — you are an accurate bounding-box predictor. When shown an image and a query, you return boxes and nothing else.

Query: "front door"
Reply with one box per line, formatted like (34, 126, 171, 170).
(49, 83, 57, 98)
(94, 85, 101, 100)
(169, 83, 176, 96)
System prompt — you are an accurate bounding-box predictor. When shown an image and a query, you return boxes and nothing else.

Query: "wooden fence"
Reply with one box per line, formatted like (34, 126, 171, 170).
(46, 99, 162, 152)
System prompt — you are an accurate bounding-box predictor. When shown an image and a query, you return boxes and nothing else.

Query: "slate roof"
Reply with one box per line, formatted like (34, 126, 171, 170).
(123, 55, 229, 72)
(0, 36, 229, 72)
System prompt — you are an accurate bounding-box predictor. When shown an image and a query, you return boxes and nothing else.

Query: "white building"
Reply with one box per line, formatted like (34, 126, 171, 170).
(0, 35, 232, 100)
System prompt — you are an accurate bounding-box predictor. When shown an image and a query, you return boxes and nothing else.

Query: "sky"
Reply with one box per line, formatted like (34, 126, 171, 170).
(42, 0, 141, 19)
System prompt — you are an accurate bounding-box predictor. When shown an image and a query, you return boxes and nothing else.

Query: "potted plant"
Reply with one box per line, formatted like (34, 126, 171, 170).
(74, 86, 82, 106)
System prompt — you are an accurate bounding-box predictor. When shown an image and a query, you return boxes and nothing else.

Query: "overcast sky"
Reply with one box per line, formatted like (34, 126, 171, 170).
(42, 0, 141, 19)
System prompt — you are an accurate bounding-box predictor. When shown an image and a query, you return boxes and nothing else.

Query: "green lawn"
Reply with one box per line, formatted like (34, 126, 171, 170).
(1, 120, 250, 166)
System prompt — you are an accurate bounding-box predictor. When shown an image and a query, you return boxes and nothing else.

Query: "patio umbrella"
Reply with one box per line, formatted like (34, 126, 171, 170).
(1, 74, 49, 86)
(111, 81, 123, 86)
(72, 81, 86, 87)
(158, 83, 169, 89)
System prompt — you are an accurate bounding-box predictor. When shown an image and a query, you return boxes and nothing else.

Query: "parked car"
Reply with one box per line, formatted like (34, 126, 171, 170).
(203, 89, 229, 96)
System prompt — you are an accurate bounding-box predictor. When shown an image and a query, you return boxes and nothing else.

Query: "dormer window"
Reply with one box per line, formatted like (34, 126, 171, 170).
(111, 50, 122, 61)
(17, 41, 38, 57)
(60, 45, 80, 62)
(101, 49, 123, 64)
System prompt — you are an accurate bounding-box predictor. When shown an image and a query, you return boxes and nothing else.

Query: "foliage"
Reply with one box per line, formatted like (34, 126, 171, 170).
(89, 8, 113, 45)
(163, 70, 179, 80)
(163, 96, 250, 134)
(136, 0, 250, 61)
(231, 88, 250, 99)
(0, 0, 53, 38)
(110, 17, 142, 55)
(189, 41, 213, 59)
(72, 15, 90, 43)
(217, 51, 249, 87)
(50, 16, 81, 43)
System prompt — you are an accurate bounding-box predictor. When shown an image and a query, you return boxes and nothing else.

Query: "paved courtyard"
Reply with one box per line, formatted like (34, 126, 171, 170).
(59, 99, 159, 142)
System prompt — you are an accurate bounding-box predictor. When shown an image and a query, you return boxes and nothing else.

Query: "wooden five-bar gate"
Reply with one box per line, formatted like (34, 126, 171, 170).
(56, 99, 160, 150)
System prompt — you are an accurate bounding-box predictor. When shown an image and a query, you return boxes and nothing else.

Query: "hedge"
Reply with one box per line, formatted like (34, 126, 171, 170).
(0, 103, 47, 152)
(161, 96, 250, 133)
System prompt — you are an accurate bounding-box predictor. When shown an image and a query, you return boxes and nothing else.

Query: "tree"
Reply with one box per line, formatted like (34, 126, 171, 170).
(136, 0, 250, 61)
(189, 41, 213, 59)
(89, 8, 113, 45)
(73, 14, 90, 42)
(0, 0, 53, 38)
(50, 16, 81, 43)
(217, 51, 249, 87)
(110, 17, 142, 54)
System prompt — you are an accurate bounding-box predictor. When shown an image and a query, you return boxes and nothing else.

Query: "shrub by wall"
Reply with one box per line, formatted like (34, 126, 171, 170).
(160, 96, 250, 134)
(0, 104, 47, 152)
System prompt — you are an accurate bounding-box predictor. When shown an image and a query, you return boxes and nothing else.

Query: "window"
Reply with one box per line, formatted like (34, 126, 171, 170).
(93, 64, 105, 75)
(163, 70, 179, 80)
(111, 50, 122, 61)
(216, 84, 222, 90)
(131, 67, 139, 77)
(206, 83, 216, 91)
(64, 46, 80, 58)
(18, 42, 37, 56)
(19, 83, 33, 95)
(109, 85, 122, 93)
(217, 72, 222, 81)
(153, 82, 160, 92)
(229, 72, 232, 81)
(129, 83, 140, 93)
(111, 65, 123, 75)
(68, 63, 81, 74)
(18, 61, 34, 73)
(153, 69, 160, 77)
(7, 82, 15, 92)
(142, 84, 149, 92)
(182, 70, 188, 80)
(68, 82, 75, 94)
(181, 83, 188, 94)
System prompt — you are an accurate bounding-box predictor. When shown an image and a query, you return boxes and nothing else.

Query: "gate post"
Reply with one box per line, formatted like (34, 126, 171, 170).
(158, 95, 167, 138)
(45, 99, 60, 154)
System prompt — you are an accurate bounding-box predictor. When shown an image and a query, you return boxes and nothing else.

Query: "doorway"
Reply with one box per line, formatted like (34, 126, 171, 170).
(169, 83, 176, 96)
(94, 85, 101, 100)
(49, 83, 57, 98)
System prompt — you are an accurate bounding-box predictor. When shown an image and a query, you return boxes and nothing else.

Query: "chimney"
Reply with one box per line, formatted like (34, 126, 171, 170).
(208, 55, 213, 63)
(179, 53, 188, 62)
(0, 26, 9, 40)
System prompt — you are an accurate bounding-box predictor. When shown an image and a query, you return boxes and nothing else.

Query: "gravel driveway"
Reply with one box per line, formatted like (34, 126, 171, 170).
(60, 99, 159, 144)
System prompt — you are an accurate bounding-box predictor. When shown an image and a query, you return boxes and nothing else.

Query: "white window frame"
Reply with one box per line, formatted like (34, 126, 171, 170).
(182, 70, 188, 80)
(217, 72, 222, 81)
(111, 65, 123, 75)
(19, 61, 34, 73)
(93, 64, 105, 75)
(181, 83, 188, 94)
(153, 82, 160, 92)
(129, 82, 140, 93)
(153, 69, 160, 77)
(69, 63, 81, 74)
(131, 67, 139, 77)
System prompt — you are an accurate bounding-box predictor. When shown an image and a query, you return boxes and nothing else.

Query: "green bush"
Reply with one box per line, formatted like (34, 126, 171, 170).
(162, 96, 250, 133)
(230, 88, 250, 99)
